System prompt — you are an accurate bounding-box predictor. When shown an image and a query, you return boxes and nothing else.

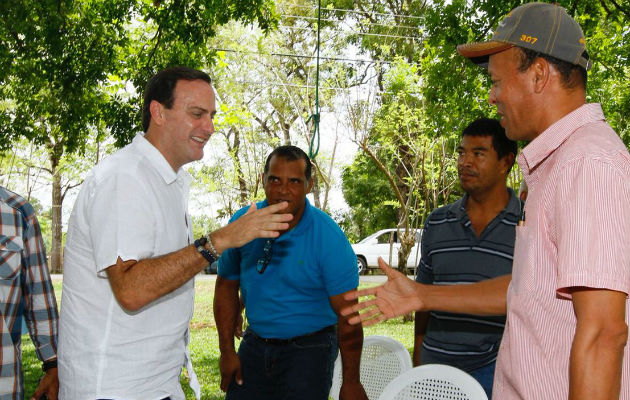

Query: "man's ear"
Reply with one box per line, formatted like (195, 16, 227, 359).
(530, 57, 550, 94)
(149, 100, 165, 126)
(502, 152, 516, 175)
(306, 178, 314, 194)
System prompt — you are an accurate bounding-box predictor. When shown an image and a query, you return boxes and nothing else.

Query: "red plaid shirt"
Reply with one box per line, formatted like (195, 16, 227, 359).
(0, 186, 58, 399)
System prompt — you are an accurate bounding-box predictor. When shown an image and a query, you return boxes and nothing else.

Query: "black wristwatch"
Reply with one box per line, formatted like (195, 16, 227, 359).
(42, 359, 57, 372)
(194, 236, 217, 264)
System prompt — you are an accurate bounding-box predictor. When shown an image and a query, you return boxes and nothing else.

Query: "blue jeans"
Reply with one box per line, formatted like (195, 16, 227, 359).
(468, 361, 495, 399)
(226, 326, 338, 400)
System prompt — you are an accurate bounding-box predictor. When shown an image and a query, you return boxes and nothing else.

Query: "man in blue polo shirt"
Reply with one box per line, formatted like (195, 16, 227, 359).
(413, 118, 518, 398)
(214, 145, 368, 400)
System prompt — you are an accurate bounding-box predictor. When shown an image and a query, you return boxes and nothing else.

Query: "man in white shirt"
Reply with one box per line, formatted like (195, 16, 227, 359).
(58, 67, 292, 400)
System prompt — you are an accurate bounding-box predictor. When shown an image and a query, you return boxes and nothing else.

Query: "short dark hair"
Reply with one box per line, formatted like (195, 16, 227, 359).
(516, 47, 587, 89)
(264, 145, 312, 181)
(462, 118, 517, 171)
(142, 67, 212, 132)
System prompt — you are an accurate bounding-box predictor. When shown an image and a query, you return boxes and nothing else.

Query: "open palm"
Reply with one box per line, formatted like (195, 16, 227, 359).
(342, 258, 423, 326)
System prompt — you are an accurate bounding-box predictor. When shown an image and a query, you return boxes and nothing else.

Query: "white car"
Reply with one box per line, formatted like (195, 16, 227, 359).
(351, 228, 422, 274)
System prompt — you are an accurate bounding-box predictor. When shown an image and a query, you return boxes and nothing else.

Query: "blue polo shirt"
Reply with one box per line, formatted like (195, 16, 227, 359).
(218, 198, 358, 339)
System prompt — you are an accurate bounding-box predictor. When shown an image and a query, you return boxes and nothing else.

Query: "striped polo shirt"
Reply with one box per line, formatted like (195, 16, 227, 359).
(416, 189, 519, 372)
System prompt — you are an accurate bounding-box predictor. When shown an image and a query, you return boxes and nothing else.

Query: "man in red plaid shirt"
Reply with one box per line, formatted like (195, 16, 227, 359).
(0, 185, 59, 400)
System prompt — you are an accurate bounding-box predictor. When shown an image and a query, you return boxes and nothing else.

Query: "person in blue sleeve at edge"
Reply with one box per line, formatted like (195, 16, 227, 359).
(214, 145, 368, 400)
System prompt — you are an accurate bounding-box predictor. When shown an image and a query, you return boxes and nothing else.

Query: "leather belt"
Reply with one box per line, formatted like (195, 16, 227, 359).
(252, 325, 336, 344)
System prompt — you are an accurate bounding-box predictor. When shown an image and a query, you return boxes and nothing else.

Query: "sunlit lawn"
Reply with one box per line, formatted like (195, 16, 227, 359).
(22, 278, 413, 399)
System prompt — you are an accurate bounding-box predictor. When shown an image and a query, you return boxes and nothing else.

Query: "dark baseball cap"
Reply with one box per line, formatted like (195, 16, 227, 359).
(457, 2, 591, 70)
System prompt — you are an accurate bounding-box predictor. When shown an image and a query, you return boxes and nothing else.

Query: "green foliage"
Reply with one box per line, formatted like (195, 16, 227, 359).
(36, 209, 54, 253)
(342, 56, 460, 238)
(0, 139, 50, 194)
(194, 0, 354, 214)
(420, 0, 630, 144)
(114, 0, 278, 142)
(0, 0, 133, 153)
(0, 0, 279, 152)
(323, 0, 426, 65)
(1, 0, 281, 271)
(575, 1, 630, 144)
(341, 152, 399, 239)
(191, 215, 220, 240)
(333, 0, 630, 233)
(0, 134, 114, 254)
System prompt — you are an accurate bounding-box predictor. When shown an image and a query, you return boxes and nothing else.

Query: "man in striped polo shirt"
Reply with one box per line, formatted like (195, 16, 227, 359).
(413, 118, 517, 398)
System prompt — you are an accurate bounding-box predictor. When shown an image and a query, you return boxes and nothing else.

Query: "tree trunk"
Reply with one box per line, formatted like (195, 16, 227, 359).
(50, 165, 63, 273)
(322, 129, 339, 211)
(47, 138, 64, 273)
(232, 128, 248, 203)
(311, 173, 321, 208)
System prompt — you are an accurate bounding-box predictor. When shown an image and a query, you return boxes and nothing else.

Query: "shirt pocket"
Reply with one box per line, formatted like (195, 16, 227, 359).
(0, 235, 23, 280)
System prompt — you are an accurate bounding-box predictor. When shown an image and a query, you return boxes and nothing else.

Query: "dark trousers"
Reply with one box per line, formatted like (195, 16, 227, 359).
(468, 361, 496, 399)
(226, 326, 338, 400)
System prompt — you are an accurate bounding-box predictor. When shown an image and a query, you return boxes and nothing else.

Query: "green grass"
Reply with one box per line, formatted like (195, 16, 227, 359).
(22, 279, 413, 399)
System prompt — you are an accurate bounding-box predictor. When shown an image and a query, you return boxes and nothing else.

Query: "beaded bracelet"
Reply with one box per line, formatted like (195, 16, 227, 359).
(206, 233, 221, 258)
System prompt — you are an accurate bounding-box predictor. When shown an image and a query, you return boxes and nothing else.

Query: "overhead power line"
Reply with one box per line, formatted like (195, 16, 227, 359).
(280, 13, 423, 32)
(225, 78, 420, 97)
(210, 47, 421, 68)
(278, 23, 421, 41)
(279, 4, 423, 21)
(227, 78, 351, 92)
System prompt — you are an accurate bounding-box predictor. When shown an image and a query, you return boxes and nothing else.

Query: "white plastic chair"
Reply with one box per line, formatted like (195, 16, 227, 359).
(377, 364, 488, 400)
(329, 335, 412, 400)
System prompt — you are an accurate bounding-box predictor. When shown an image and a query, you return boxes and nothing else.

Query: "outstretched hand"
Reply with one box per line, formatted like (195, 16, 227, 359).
(214, 201, 293, 252)
(340, 258, 423, 326)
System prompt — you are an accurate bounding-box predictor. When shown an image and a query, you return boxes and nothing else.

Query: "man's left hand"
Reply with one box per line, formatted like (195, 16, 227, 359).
(31, 368, 59, 400)
(339, 381, 368, 400)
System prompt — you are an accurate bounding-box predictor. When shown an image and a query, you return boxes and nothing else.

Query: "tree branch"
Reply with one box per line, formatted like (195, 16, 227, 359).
(144, 0, 174, 72)
(61, 180, 83, 201)
(604, 0, 630, 20)
(358, 140, 406, 208)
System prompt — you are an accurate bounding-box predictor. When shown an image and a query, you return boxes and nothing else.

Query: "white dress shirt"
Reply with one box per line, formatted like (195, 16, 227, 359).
(59, 134, 199, 400)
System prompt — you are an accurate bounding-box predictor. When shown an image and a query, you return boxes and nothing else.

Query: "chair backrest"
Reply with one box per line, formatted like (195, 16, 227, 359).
(377, 364, 488, 400)
(329, 335, 412, 400)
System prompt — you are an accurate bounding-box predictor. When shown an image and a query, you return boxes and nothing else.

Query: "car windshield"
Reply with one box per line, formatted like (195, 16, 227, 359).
(357, 234, 376, 244)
